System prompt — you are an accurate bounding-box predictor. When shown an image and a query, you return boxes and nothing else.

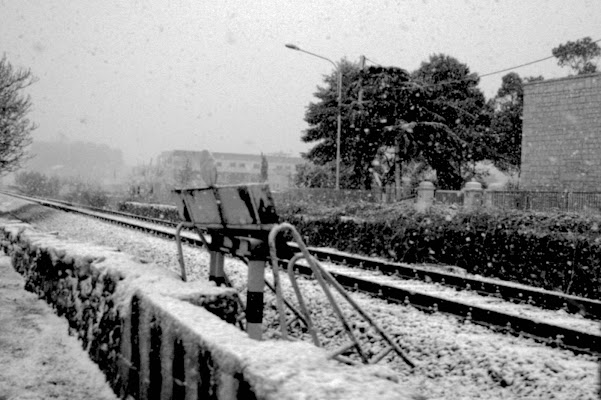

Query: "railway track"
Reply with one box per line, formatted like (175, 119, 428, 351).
(2, 191, 600, 356)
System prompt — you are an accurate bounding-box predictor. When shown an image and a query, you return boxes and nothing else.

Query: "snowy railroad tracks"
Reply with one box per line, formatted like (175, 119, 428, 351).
(293, 260, 600, 356)
(4, 191, 600, 357)
(303, 246, 601, 321)
(291, 247, 601, 356)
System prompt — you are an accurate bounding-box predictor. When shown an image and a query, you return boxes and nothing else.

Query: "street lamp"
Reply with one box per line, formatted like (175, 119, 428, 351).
(285, 44, 342, 190)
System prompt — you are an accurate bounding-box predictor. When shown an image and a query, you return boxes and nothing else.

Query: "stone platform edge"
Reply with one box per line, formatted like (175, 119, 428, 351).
(0, 217, 416, 400)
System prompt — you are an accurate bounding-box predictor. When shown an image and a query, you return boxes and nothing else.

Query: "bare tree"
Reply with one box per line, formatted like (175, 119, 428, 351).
(0, 55, 36, 173)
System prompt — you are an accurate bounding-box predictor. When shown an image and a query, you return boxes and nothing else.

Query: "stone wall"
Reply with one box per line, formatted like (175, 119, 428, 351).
(0, 217, 416, 400)
(521, 73, 601, 190)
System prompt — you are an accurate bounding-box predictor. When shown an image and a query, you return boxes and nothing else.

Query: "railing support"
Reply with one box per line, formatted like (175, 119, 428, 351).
(175, 222, 197, 282)
(209, 251, 225, 286)
(246, 259, 266, 340)
(268, 222, 415, 367)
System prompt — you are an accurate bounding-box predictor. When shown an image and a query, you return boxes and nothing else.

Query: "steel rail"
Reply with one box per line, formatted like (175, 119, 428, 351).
(300, 246, 601, 320)
(287, 263, 600, 356)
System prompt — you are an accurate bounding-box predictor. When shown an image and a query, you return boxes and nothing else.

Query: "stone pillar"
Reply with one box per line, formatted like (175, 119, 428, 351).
(415, 181, 435, 212)
(463, 180, 483, 210)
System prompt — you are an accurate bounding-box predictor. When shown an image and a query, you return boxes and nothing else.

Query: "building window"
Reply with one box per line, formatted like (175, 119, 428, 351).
(216, 162, 222, 167)
(238, 163, 246, 168)
(253, 163, 260, 169)
(229, 162, 236, 167)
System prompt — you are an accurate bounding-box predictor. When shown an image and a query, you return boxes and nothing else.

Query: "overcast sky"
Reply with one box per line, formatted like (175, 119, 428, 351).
(2, 0, 600, 165)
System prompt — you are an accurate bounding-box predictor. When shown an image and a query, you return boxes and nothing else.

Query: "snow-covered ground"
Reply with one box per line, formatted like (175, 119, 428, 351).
(5, 198, 601, 400)
(321, 263, 599, 336)
(0, 255, 117, 400)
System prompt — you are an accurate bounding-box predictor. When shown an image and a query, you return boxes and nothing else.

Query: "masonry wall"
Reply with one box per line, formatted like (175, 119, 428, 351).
(0, 216, 415, 400)
(521, 73, 601, 191)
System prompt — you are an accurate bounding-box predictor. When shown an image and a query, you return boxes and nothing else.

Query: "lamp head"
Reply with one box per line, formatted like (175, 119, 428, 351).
(285, 43, 300, 50)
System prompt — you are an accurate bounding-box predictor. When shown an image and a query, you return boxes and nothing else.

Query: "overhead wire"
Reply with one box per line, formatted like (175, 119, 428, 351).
(479, 37, 601, 78)
(362, 37, 601, 88)
(477, 55, 555, 78)
(364, 57, 382, 67)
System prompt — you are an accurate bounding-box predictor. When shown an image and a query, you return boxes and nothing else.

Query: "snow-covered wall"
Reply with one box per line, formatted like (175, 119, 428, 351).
(0, 218, 416, 400)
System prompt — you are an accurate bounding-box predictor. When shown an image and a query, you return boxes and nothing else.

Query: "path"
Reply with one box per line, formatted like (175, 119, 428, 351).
(0, 254, 117, 400)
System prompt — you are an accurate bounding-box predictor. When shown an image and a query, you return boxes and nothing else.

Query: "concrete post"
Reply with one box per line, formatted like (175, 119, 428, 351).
(415, 181, 435, 212)
(463, 180, 483, 210)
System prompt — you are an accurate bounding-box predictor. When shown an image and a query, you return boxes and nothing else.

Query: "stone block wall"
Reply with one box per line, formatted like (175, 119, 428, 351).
(0, 217, 416, 400)
(521, 73, 601, 191)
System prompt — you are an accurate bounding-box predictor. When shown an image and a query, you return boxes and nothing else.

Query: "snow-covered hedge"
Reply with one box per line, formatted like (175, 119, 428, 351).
(118, 201, 180, 221)
(284, 209, 601, 299)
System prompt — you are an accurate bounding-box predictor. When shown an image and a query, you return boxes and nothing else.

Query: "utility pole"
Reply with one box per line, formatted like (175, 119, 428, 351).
(395, 138, 401, 201)
(285, 44, 343, 190)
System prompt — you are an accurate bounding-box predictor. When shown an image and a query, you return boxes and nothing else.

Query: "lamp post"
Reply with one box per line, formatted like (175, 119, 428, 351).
(285, 44, 342, 190)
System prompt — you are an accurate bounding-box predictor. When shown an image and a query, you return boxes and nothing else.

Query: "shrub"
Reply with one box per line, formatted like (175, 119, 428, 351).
(61, 181, 110, 208)
(15, 171, 61, 197)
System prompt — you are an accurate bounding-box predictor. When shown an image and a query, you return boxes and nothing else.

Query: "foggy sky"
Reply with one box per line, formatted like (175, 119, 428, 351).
(1, 0, 600, 165)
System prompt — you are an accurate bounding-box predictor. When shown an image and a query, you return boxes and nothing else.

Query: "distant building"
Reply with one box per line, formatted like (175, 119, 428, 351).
(156, 150, 303, 190)
(520, 73, 601, 190)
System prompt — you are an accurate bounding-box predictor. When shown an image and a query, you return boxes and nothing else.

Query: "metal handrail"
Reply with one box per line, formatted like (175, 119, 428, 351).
(268, 222, 415, 367)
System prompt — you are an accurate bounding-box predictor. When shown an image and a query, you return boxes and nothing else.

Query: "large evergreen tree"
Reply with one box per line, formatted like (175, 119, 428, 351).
(412, 54, 490, 189)
(301, 54, 490, 190)
(350, 65, 465, 190)
(302, 59, 363, 188)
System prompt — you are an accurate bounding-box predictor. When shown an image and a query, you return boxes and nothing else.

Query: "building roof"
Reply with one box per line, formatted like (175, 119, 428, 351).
(160, 150, 304, 165)
(523, 71, 601, 89)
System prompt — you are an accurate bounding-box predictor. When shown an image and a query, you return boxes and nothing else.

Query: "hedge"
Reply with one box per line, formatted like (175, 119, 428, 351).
(282, 209, 601, 300)
(117, 201, 180, 221)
